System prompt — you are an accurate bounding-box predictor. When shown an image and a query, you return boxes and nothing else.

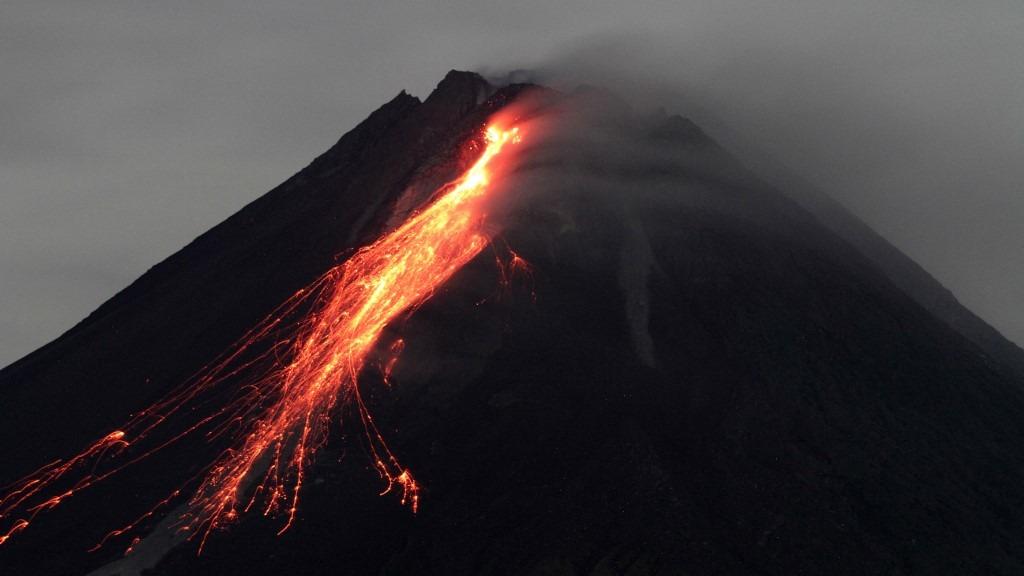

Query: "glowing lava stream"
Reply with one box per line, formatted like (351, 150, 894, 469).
(0, 123, 523, 552)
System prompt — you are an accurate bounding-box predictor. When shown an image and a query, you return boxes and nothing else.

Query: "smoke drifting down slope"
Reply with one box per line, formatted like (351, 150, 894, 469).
(2, 71, 1024, 575)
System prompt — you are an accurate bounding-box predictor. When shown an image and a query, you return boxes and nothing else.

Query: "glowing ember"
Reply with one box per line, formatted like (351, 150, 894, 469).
(0, 122, 523, 552)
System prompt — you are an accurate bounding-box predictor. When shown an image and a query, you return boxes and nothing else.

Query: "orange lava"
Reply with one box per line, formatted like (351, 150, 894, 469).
(0, 122, 523, 553)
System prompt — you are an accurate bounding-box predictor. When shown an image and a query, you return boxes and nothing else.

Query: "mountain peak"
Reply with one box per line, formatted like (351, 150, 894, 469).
(3, 70, 1024, 576)
(422, 70, 493, 113)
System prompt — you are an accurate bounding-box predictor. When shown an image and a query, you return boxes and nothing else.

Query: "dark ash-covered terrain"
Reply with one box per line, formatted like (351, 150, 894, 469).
(2, 71, 1024, 575)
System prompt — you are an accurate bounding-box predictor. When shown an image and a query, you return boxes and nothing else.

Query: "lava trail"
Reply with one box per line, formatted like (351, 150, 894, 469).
(0, 123, 523, 552)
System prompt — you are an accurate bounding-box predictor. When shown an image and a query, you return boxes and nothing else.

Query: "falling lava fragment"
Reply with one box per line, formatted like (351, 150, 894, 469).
(0, 123, 523, 553)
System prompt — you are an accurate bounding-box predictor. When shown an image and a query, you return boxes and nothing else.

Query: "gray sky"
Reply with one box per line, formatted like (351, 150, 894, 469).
(2, 0, 1022, 366)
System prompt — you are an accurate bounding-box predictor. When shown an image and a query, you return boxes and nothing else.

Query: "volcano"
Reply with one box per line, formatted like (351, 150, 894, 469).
(3, 71, 1024, 575)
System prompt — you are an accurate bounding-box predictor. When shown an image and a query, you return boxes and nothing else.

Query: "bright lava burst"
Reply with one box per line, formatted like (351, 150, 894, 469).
(0, 123, 523, 552)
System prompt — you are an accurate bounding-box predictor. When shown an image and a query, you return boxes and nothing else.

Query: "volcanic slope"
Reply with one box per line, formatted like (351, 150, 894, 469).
(3, 71, 1024, 576)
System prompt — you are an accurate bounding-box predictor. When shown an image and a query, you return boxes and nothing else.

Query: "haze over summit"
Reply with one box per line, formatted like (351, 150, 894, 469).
(2, 0, 1023, 365)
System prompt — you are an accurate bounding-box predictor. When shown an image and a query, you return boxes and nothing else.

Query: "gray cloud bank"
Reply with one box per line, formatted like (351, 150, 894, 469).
(2, 0, 1022, 365)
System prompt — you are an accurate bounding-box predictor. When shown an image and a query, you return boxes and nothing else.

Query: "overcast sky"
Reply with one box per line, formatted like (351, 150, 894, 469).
(2, 0, 1022, 366)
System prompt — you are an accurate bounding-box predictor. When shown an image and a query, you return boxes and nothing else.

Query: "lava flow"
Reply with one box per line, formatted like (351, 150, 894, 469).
(0, 122, 523, 552)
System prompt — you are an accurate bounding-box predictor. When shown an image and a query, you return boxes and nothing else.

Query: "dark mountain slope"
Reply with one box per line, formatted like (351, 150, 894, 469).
(689, 118, 1024, 381)
(0, 70, 524, 574)
(0, 70, 494, 476)
(781, 169, 1024, 380)
(2, 72, 1024, 576)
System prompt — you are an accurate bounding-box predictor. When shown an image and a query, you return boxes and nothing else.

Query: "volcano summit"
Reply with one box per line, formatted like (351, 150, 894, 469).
(2, 71, 1024, 576)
